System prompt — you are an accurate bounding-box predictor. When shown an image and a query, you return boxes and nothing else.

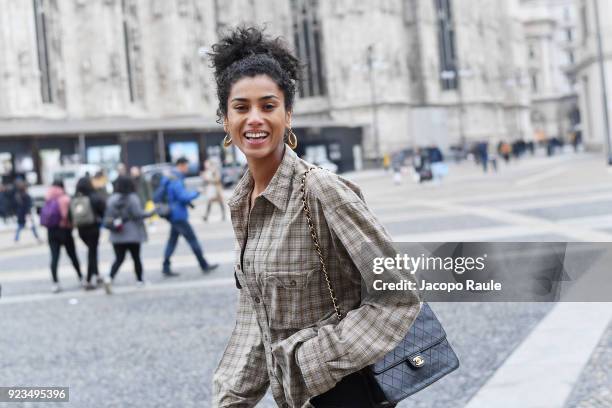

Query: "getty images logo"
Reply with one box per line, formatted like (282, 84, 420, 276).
(372, 253, 488, 275)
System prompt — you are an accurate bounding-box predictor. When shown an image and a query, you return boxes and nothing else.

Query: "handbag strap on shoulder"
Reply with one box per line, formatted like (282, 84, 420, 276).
(300, 167, 344, 322)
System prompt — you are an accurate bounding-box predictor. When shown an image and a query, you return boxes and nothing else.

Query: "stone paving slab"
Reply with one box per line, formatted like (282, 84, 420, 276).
(519, 200, 612, 222)
(384, 215, 507, 235)
(465, 303, 612, 408)
(563, 317, 612, 408)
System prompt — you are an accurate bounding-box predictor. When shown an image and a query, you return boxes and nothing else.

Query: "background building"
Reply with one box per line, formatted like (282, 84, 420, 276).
(219, 0, 532, 160)
(0, 0, 223, 183)
(406, 0, 531, 150)
(520, 0, 580, 145)
(1, 0, 583, 184)
(573, 0, 612, 151)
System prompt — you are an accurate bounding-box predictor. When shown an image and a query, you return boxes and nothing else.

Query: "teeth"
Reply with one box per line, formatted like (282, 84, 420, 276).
(245, 132, 268, 139)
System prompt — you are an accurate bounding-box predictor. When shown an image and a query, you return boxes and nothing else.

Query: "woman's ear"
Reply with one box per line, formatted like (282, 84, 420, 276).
(285, 111, 292, 128)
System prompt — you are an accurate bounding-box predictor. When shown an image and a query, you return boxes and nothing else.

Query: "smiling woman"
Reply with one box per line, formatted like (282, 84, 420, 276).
(209, 27, 421, 408)
(208, 27, 301, 204)
(225, 75, 289, 162)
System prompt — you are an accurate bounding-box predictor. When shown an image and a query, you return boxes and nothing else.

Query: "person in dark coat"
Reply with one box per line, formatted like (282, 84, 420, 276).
(74, 177, 107, 290)
(130, 166, 152, 209)
(0, 184, 10, 224)
(13, 181, 42, 243)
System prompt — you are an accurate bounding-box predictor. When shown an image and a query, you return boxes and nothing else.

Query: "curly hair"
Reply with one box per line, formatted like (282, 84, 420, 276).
(208, 26, 301, 123)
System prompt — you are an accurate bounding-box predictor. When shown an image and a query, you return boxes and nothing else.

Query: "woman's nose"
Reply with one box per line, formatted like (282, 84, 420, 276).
(247, 108, 264, 125)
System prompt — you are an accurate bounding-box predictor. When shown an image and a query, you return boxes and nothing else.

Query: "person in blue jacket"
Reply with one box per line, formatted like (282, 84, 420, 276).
(158, 157, 218, 277)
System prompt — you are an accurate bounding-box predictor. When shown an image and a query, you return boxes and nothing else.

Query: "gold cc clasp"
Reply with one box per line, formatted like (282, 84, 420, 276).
(412, 355, 425, 367)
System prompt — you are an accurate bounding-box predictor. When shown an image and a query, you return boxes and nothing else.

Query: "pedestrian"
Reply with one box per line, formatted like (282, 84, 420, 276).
(390, 153, 402, 185)
(382, 153, 390, 172)
(102, 175, 154, 294)
(116, 163, 127, 177)
(487, 141, 498, 173)
(130, 166, 152, 210)
(412, 147, 432, 183)
(92, 170, 109, 201)
(0, 184, 10, 224)
(13, 181, 42, 243)
(41, 180, 82, 293)
(202, 159, 226, 222)
(72, 177, 106, 290)
(4, 183, 16, 221)
(478, 142, 488, 173)
(210, 26, 420, 408)
(154, 157, 218, 277)
(499, 141, 512, 163)
(428, 145, 448, 183)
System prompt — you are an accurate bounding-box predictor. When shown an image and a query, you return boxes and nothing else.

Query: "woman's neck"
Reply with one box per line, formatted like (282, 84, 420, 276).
(248, 145, 285, 196)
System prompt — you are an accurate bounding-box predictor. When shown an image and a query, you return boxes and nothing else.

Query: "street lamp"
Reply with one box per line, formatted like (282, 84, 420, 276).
(593, 0, 612, 165)
(366, 45, 382, 167)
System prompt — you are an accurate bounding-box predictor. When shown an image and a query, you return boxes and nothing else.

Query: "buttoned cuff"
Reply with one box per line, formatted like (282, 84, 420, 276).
(296, 337, 336, 397)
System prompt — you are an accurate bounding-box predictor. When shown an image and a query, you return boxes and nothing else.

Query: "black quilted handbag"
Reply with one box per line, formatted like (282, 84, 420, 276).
(363, 303, 460, 405)
(301, 169, 460, 406)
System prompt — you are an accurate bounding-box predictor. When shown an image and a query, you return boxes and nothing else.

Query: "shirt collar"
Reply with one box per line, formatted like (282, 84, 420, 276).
(227, 144, 297, 211)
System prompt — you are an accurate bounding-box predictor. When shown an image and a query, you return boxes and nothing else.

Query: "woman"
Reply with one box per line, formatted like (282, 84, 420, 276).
(102, 175, 152, 294)
(74, 177, 107, 290)
(43, 180, 82, 293)
(211, 27, 420, 408)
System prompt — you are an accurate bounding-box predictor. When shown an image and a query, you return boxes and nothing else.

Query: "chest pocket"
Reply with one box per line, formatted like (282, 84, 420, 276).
(262, 268, 327, 329)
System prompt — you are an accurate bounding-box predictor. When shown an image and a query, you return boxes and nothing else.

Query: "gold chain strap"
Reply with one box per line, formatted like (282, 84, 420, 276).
(300, 168, 343, 322)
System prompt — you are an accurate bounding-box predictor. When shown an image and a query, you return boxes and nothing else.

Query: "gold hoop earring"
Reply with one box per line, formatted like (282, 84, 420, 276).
(223, 134, 232, 147)
(287, 128, 298, 149)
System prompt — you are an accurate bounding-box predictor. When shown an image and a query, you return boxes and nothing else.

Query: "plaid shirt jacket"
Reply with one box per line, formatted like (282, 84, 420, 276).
(212, 146, 420, 408)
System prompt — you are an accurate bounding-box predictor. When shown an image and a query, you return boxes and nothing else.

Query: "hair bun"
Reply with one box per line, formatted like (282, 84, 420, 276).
(210, 26, 300, 82)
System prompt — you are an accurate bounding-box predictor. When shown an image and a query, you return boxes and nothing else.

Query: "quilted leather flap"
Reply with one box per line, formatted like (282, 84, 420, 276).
(371, 303, 447, 374)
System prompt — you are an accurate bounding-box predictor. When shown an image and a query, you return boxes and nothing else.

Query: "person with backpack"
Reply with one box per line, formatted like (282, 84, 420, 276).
(13, 181, 42, 244)
(153, 157, 218, 277)
(41, 180, 82, 293)
(72, 177, 106, 290)
(102, 175, 154, 294)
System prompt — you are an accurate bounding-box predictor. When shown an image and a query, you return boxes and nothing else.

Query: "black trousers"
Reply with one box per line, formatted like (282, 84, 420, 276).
(310, 371, 393, 408)
(78, 226, 100, 283)
(109, 243, 143, 281)
(47, 227, 82, 283)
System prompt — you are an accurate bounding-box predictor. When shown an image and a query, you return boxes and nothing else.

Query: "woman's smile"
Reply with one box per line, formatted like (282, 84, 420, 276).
(243, 130, 270, 145)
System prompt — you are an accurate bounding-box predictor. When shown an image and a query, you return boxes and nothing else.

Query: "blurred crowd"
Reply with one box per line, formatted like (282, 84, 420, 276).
(383, 133, 583, 185)
(2, 158, 224, 294)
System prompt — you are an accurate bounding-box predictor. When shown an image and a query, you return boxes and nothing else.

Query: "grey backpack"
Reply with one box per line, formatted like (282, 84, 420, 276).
(70, 195, 96, 227)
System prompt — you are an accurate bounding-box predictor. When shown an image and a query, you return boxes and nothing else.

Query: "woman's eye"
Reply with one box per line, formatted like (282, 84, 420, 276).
(234, 105, 247, 112)
(264, 104, 275, 110)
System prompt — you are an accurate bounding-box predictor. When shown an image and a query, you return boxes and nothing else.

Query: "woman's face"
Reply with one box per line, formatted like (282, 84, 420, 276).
(224, 74, 291, 162)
